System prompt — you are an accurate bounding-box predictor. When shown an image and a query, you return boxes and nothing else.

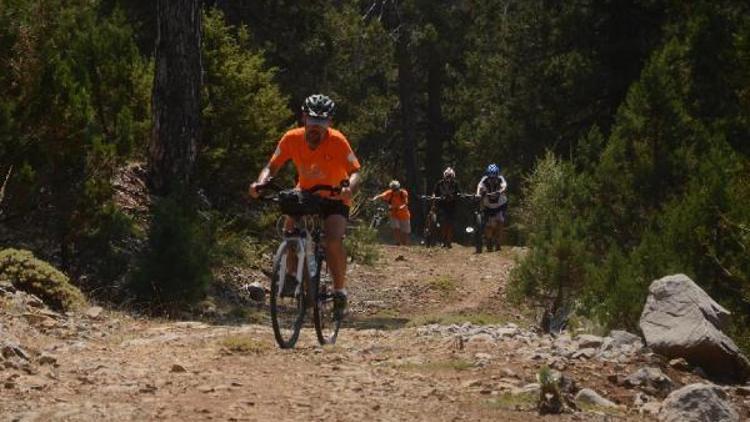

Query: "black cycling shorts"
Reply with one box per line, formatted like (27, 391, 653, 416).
(483, 204, 508, 221)
(319, 198, 350, 220)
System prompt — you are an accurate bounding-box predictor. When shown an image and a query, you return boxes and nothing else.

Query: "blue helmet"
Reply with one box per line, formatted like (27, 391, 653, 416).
(486, 163, 500, 177)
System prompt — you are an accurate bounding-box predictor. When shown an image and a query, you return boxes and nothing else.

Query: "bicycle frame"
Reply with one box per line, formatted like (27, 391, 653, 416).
(273, 218, 324, 300)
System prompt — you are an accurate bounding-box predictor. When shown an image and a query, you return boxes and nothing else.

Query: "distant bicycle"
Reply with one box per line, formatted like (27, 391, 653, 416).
(456, 193, 483, 252)
(418, 195, 442, 247)
(369, 203, 388, 230)
(255, 179, 345, 348)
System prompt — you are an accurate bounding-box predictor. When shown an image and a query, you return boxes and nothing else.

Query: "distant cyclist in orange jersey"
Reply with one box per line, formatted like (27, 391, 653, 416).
(372, 180, 411, 245)
(249, 94, 360, 317)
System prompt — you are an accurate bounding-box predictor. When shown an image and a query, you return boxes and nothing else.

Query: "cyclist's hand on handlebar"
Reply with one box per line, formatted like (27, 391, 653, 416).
(248, 182, 261, 199)
(249, 177, 272, 199)
(339, 186, 353, 202)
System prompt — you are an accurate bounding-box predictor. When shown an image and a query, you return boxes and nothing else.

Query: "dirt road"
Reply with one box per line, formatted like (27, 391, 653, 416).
(3, 245, 742, 421)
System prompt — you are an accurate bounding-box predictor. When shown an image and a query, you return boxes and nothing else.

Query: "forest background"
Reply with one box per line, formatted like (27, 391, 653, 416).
(1, 1, 748, 352)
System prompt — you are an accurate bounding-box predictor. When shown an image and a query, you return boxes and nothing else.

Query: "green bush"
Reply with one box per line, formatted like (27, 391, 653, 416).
(345, 225, 380, 265)
(198, 9, 289, 207)
(130, 194, 214, 307)
(509, 152, 590, 312)
(0, 1, 150, 284)
(0, 248, 86, 311)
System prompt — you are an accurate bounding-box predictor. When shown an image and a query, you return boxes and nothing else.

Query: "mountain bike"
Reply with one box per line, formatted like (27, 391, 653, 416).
(418, 195, 441, 247)
(256, 180, 345, 348)
(369, 203, 388, 230)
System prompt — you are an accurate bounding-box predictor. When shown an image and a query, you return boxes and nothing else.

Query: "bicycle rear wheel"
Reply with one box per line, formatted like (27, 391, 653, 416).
(270, 242, 306, 349)
(312, 256, 341, 345)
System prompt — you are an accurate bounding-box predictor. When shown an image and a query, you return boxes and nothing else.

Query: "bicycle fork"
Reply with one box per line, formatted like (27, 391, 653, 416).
(274, 238, 307, 300)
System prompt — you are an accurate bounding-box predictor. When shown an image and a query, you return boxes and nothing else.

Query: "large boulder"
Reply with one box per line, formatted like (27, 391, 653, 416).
(639, 274, 750, 383)
(659, 383, 739, 422)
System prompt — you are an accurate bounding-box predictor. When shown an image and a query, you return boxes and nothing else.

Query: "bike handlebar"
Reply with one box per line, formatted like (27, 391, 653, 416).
(253, 177, 349, 200)
(419, 193, 478, 201)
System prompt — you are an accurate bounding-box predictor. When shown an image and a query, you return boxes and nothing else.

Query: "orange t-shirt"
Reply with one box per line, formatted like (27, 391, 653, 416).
(269, 127, 361, 203)
(377, 189, 411, 221)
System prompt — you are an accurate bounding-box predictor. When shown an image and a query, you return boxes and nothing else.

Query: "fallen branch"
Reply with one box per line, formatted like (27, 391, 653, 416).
(0, 165, 12, 208)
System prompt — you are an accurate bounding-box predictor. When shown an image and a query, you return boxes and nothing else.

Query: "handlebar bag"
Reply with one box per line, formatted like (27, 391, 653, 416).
(278, 190, 321, 216)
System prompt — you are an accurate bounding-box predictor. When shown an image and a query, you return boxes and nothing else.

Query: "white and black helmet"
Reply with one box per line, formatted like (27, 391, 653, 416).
(389, 180, 401, 190)
(443, 167, 456, 179)
(302, 94, 335, 119)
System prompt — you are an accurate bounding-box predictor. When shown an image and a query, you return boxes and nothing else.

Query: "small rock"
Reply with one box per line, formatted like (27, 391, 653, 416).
(462, 379, 482, 388)
(500, 368, 517, 378)
(198, 385, 215, 393)
(1, 341, 30, 361)
(572, 348, 597, 360)
(549, 357, 567, 371)
(26, 296, 45, 308)
(23, 375, 49, 390)
(139, 384, 158, 394)
(468, 333, 494, 344)
(170, 364, 187, 373)
(394, 255, 406, 261)
(607, 330, 643, 349)
(624, 367, 675, 397)
(576, 334, 604, 349)
(85, 306, 104, 319)
(37, 353, 57, 366)
(669, 358, 690, 371)
(641, 401, 662, 416)
(633, 392, 653, 407)
(575, 388, 617, 408)
(517, 383, 541, 395)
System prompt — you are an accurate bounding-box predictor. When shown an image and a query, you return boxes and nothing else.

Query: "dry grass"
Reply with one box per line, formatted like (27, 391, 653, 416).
(220, 336, 270, 354)
(397, 358, 474, 372)
(407, 311, 508, 327)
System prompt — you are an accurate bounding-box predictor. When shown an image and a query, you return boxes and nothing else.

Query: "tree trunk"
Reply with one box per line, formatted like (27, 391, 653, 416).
(426, 57, 445, 189)
(149, 0, 203, 196)
(396, 29, 423, 229)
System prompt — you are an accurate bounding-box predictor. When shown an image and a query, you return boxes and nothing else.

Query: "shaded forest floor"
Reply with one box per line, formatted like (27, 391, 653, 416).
(2, 245, 748, 421)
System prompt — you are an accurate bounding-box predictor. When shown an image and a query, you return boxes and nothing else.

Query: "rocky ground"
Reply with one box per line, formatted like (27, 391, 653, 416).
(2, 245, 749, 421)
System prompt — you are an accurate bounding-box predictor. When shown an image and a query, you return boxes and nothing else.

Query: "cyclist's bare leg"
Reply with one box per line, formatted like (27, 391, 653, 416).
(324, 214, 347, 290)
(486, 216, 502, 250)
(404, 230, 411, 246)
(391, 228, 401, 245)
(445, 222, 454, 245)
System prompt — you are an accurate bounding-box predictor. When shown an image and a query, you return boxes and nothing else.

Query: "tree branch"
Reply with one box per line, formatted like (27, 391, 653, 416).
(0, 165, 13, 208)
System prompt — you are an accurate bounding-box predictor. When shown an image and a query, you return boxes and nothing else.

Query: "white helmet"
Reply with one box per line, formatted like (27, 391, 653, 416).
(389, 180, 401, 189)
(443, 167, 455, 179)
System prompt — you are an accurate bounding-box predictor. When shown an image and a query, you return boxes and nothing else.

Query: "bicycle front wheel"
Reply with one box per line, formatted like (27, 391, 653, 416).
(312, 256, 341, 345)
(270, 242, 306, 349)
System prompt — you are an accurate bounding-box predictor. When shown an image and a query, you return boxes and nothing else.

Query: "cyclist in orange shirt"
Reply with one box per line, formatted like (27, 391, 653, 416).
(249, 94, 360, 317)
(372, 180, 411, 246)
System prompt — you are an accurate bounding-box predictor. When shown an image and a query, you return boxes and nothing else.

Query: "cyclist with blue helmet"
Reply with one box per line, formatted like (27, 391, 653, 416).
(475, 163, 508, 252)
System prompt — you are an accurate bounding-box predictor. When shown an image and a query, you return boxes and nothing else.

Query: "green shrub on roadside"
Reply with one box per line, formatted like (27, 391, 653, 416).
(0, 248, 86, 311)
(345, 225, 380, 265)
(130, 194, 214, 307)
